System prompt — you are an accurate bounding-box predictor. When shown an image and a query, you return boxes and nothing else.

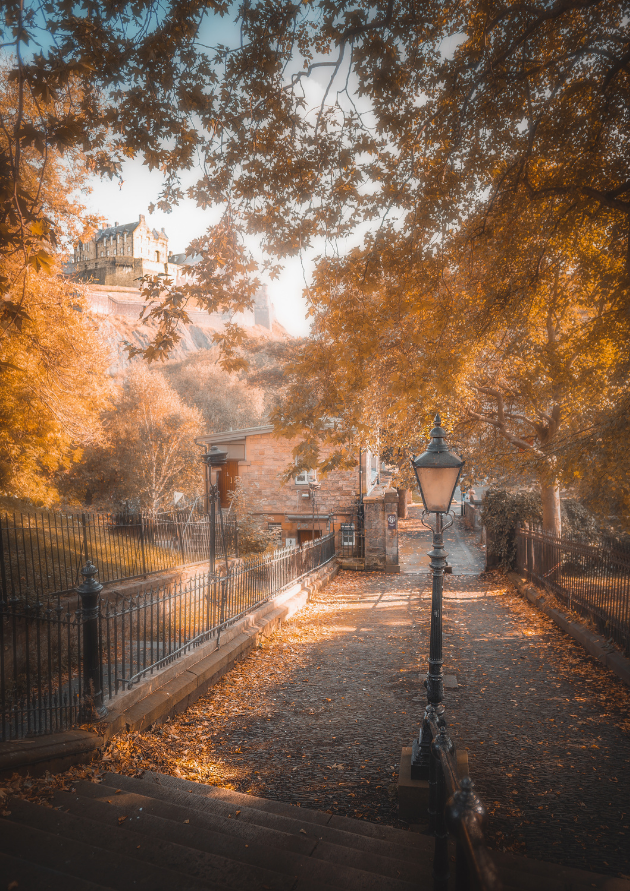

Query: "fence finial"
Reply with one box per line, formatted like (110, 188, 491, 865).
(78, 559, 102, 594)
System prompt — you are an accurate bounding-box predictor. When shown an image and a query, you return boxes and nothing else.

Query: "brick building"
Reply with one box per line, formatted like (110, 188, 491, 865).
(197, 425, 378, 547)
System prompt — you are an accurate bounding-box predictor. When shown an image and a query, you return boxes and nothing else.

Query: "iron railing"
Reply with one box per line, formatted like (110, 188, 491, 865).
(425, 707, 501, 891)
(336, 525, 365, 558)
(0, 595, 82, 740)
(515, 524, 630, 652)
(1, 533, 335, 740)
(102, 532, 335, 693)
(0, 507, 238, 602)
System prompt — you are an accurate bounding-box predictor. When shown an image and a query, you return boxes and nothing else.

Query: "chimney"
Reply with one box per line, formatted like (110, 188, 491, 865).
(114, 221, 119, 227)
(139, 214, 145, 223)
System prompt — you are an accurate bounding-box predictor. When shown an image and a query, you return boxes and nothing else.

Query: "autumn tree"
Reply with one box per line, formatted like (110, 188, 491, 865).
(164, 349, 266, 433)
(4, 2, 628, 530)
(0, 270, 112, 505)
(195, 0, 627, 533)
(0, 66, 112, 504)
(66, 365, 204, 511)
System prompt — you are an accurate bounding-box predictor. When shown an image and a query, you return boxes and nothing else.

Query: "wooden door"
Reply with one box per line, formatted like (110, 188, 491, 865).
(218, 460, 239, 508)
(298, 529, 322, 545)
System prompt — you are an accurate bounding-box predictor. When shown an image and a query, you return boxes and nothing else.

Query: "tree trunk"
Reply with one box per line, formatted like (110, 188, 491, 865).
(397, 488, 410, 519)
(540, 477, 561, 537)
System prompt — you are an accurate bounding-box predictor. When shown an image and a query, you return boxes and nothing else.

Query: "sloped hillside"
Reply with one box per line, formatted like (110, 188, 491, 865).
(85, 284, 290, 375)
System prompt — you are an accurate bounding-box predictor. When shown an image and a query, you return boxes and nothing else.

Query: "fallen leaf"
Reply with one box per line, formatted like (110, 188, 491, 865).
(118, 815, 127, 824)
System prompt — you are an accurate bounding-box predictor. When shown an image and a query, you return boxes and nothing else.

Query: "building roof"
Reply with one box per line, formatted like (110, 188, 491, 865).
(94, 221, 140, 241)
(197, 425, 275, 446)
(168, 252, 202, 266)
(92, 216, 168, 243)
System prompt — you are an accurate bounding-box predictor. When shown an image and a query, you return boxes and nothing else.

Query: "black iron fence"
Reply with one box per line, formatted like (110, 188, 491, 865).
(515, 524, 630, 652)
(1, 533, 335, 740)
(0, 595, 82, 740)
(0, 507, 238, 602)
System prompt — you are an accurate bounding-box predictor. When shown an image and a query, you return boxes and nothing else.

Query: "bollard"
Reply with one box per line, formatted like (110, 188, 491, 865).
(77, 560, 107, 720)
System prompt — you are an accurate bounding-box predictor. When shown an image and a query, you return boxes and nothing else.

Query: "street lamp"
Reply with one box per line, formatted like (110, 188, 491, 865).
(202, 445, 227, 575)
(308, 479, 321, 542)
(410, 413, 464, 779)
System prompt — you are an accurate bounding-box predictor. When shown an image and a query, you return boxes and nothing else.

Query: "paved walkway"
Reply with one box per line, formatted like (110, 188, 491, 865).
(9, 513, 630, 878)
(399, 504, 485, 575)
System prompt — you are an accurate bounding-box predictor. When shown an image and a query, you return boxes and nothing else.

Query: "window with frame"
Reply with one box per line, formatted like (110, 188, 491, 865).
(340, 524, 355, 547)
(295, 467, 317, 486)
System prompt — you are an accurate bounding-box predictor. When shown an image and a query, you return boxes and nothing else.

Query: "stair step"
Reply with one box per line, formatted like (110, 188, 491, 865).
(137, 770, 422, 848)
(106, 771, 431, 863)
(0, 810, 212, 891)
(7, 797, 289, 891)
(0, 851, 111, 891)
(52, 784, 424, 891)
(66, 780, 318, 856)
(492, 849, 630, 891)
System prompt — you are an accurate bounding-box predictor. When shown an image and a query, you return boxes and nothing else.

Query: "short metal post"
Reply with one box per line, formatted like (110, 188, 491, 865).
(176, 517, 186, 564)
(411, 512, 448, 778)
(209, 487, 216, 576)
(139, 513, 148, 576)
(0, 518, 8, 603)
(77, 560, 107, 720)
(81, 512, 89, 565)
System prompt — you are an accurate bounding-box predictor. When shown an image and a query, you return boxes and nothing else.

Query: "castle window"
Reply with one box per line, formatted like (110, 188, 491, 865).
(156, 251, 160, 262)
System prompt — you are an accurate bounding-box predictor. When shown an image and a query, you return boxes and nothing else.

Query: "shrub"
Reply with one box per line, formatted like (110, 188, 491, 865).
(482, 490, 607, 569)
(228, 478, 278, 556)
(481, 490, 541, 570)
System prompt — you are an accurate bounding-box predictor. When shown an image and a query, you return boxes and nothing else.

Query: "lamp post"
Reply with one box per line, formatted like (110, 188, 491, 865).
(410, 413, 464, 779)
(309, 480, 321, 542)
(202, 445, 228, 575)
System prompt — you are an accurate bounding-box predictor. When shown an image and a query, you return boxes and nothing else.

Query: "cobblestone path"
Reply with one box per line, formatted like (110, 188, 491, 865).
(29, 513, 630, 879)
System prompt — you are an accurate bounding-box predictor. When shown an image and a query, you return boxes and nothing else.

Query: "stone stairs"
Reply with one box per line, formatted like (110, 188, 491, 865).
(1, 771, 628, 891)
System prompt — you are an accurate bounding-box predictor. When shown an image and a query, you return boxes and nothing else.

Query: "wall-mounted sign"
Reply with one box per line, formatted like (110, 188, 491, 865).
(387, 513, 397, 530)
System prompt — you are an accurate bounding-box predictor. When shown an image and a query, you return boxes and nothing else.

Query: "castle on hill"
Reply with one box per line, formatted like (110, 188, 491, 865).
(73, 214, 187, 286)
(71, 215, 275, 331)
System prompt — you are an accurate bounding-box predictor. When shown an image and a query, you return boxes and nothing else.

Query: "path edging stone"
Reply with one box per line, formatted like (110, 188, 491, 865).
(507, 571, 630, 688)
(0, 559, 339, 778)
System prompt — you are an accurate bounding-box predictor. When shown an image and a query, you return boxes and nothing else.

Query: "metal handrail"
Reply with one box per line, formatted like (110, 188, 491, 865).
(427, 709, 501, 891)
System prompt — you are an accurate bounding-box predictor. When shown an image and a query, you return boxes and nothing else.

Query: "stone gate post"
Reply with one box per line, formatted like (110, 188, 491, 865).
(363, 486, 400, 572)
